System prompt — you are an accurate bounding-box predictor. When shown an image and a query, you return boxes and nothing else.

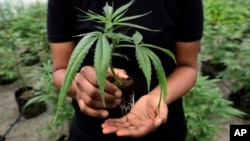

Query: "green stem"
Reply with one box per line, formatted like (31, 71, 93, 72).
(109, 62, 121, 86)
(108, 38, 122, 86)
(117, 44, 136, 48)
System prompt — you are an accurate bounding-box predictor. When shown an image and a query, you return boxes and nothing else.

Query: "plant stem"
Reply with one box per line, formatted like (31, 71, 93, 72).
(109, 39, 122, 86)
(109, 62, 121, 86)
(117, 44, 136, 48)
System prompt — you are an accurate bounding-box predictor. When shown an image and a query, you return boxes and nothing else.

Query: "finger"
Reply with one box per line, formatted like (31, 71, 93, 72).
(76, 70, 98, 93)
(85, 91, 121, 108)
(116, 125, 149, 138)
(116, 128, 133, 137)
(151, 102, 167, 127)
(76, 77, 121, 107)
(116, 125, 144, 138)
(118, 114, 156, 137)
(77, 99, 109, 118)
(156, 102, 168, 125)
(102, 117, 128, 128)
(102, 126, 118, 134)
(79, 67, 122, 99)
(108, 68, 129, 80)
(102, 118, 131, 134)
(84, 95, 120, 108)
(154, 118, 162, 127)
(79, 66, 98, 86)
(104, 80, 122, 98)
(77, 89, 120, 109)
(103, 116, 151, 137)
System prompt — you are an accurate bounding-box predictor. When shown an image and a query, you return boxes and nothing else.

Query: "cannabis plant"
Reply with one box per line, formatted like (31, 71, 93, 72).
(0, 38, 18, 84)
(55, 0, 175, 120)
(27, 60, 73, 141)
(183, 74, 245, 141)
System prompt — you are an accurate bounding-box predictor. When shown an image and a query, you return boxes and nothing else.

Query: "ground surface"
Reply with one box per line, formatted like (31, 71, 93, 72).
(0, 80, 250, 141)
(0, 82, 53, 141)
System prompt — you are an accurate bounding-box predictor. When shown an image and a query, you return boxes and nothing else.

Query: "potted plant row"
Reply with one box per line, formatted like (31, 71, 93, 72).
(0, 2, 49, 118)
(0, 38, 47, 119)
(183, 74, 245, 141)
(200, 0, 249, 79)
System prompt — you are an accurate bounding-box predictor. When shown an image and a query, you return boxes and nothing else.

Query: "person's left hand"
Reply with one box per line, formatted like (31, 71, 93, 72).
(101, 93, 168, 138)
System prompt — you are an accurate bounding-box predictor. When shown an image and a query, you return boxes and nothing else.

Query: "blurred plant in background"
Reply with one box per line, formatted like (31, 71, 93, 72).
(0, 0, 72, 140)
(201, 0, 250, 78)
(0, 0, 48, 77)
(184, 74, 245, 141)
(201, 0, 250, 118)
(0, 39, 19, 84)
(202, 0, 249, 58)
(27, 60, 73, 140)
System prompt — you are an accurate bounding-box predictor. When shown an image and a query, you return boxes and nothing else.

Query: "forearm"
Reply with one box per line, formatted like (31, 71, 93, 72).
(156, 40, 200, 104)
(49, 41, 77, 98)
(53, 69, 77, 99)
(149, 65, 198, 105)
(166, 65, 197, 104)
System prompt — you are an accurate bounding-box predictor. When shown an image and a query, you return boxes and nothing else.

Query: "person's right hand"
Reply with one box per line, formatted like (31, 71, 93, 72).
(75, 66, 128, 118)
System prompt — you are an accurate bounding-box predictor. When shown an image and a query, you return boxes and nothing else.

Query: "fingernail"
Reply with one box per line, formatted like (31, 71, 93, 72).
(120, 72, 129, 79)
(123, 74, 129, 79)
(115, 91, 122, 97)
(102, 111, 108, 117)
(157, 119, 162, 126)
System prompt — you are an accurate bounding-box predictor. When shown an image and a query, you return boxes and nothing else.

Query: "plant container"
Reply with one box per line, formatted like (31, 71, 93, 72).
(229, 87, 250, 119)
(201, 60, 227, 79)
(14, 86, 47, 119)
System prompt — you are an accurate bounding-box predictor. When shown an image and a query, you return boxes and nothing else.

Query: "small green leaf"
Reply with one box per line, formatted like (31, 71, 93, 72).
(132, 31, 143, 45)
(112, 0, 135, 19)
(103, 2, 114, 18)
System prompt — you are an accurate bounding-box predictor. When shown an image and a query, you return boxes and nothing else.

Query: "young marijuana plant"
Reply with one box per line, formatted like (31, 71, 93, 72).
(183, 74, 245, 141)
(55, 0, 175, 120)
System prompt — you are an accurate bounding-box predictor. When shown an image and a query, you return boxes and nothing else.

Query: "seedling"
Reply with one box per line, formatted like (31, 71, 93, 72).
(55, 0, 175, 121)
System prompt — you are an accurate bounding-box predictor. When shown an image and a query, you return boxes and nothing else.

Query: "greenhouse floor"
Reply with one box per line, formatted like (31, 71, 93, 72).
(0, 81, 249, 141)
(0, 82, 52, 141)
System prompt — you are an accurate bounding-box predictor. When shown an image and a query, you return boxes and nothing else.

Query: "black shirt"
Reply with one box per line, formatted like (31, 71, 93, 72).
(47, 0, 203, 140)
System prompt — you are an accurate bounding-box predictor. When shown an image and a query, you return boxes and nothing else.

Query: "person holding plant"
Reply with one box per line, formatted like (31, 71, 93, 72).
(47, 0, 203, 140)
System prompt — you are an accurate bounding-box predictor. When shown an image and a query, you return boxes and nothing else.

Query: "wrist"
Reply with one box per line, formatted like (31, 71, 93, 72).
(148, 87, 172, 105)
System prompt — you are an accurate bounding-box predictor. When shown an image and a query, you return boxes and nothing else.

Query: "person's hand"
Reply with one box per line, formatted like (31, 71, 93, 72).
(75, 66, 128, 118)
(101, 93, 168, 138)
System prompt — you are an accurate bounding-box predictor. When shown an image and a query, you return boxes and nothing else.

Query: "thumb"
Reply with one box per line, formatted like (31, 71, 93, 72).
(108, 68, 129, 80)
(154, 102, 168, 127)
(154, 117, 162, 127)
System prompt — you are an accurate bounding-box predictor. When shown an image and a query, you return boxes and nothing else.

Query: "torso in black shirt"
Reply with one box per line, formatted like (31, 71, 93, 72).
(47, 0, 203, 140)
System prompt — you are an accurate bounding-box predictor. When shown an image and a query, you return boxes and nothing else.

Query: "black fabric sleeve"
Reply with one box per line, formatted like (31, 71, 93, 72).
(175, 0, 204, 42)
(47, 0, 75, 43)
